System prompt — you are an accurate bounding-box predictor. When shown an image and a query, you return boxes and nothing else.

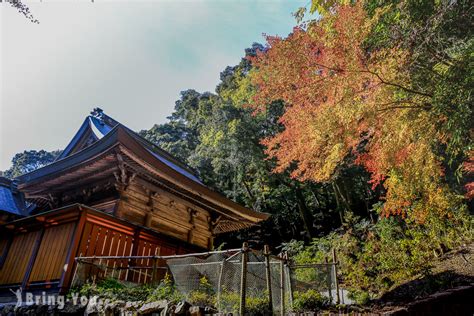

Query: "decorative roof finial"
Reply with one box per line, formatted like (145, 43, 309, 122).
(91, 107, 104, 119)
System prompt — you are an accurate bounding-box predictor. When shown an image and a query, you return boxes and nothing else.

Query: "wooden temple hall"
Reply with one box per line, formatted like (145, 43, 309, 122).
(0, 108, 269, 294)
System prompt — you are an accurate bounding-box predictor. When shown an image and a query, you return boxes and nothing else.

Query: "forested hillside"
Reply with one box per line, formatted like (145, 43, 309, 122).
(3, 0, 473, 303)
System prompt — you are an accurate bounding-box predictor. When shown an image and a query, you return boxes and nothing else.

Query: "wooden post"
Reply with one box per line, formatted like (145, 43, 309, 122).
(263, 245, 273, 313)
(60, 209, 88, 292)
(151, 257, 158, 285)
(332, 248, 340, 304)
(240, 242, 248, 316)
(325, 257, 333, 304)
(22, 228, 45, 290)
(0, 236, 13, 269)
(280, 255, 285, 316)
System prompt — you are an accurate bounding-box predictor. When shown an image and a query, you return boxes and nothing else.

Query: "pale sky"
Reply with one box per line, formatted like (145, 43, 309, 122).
(0, 0, 305, 171)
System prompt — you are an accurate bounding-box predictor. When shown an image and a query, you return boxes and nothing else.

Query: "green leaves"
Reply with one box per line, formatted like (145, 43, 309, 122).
(3, 149, 61, 178)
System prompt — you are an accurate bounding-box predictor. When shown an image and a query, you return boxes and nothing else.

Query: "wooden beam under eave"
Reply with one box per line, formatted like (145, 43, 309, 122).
(19, 155, 119, 196)
(119, 144, 267, 223)
(132, 176, 242, 222)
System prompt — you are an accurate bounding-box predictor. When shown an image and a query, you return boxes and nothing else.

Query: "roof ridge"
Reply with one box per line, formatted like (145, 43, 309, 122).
(91, 108, 200, 179)
(90, 107, 120, 128)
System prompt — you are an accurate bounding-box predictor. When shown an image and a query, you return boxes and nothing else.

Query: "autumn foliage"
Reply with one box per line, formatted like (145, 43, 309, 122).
(250, 2, 470, 222)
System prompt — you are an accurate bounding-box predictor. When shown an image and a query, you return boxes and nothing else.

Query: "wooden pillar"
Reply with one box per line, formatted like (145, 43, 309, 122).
(207, 215, 219, 250)
(144, 190, 154, 228)
(21, 228, 45, 290)
(59, 210, 87, 293)
(0, 235, 14, 269)
(114, 195, 125, 218)
(240, 242, 248, 316)
(144, 212, 153, 228)
(187, 208, 197, 244)
(264, 245, 273, 313)
(151, 257, 158, 285)
(113, 157, 136, 218)
(207, 234, 215, 250)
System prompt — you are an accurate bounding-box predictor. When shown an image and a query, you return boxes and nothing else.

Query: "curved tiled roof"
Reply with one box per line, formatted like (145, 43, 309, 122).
(16, 108, 270, 227)
(0, 177, 28, 216)
(56, 108, 202, 184)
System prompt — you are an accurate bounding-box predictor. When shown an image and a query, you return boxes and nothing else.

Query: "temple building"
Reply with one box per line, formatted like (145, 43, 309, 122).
(0, 108, 269, 294)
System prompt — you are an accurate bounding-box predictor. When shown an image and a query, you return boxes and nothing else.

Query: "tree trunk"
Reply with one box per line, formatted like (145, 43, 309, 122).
(295, 188, 314, 239)
(332, 182, 344, 225)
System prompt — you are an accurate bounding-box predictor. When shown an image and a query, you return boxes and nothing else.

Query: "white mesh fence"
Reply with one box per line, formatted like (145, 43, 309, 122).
(72, 247, 337, 315)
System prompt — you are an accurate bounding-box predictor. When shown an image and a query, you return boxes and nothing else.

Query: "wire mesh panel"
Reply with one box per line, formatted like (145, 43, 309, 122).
(71, 247, 337, 315)
(288, 263, 337, 304)
(166, 250, 243, 313)
(268, 258, 288, 314)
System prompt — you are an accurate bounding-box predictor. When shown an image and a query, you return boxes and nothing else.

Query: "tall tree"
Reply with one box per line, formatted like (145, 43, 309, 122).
(250, 1, 472, 223)
(141, 44, 373, 245)
(3, 150, 61, 178)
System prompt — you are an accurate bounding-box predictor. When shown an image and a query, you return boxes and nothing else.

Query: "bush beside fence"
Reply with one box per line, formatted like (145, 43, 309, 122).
(71, 243, 338, 315)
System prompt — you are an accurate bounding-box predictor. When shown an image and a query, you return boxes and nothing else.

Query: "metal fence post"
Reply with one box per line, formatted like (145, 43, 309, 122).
(263, 245, 273, 313)
(217, 257, 225, 312)
(240, 242, 248, 316)
(332, 248, 340, 304)
(325, 256, 333, 304)
(284, 252, 293, 308)
(280, 254, 285, 316)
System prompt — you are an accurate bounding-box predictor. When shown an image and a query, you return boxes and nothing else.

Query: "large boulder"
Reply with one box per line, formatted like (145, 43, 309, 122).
(138, 300, 168, 315)
(204, 306, 218, 315)
(85, 296, 101, 315)
(189, 306, 203, 316)
(60, 300, 86, 314)
(174, 301, 191, 315)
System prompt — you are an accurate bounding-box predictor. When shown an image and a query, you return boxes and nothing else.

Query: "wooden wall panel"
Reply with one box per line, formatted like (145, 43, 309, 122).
(117, 180, 213, 249)
(130, 239, 161, 284)
(0, 231, 39, 285)
(73, 215, 194, 285)
(0, 238, 8, 258)
(29, 222, 76, 282)
(75, 219, 136, 282)
(0, 236, 11, 270)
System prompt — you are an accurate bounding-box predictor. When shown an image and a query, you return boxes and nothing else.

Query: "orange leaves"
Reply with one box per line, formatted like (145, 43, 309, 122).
(250, 3, 378, 182)
(464, 151, 474, 200)
(249, 2, 463, 222)
(250, 2, 391, 182)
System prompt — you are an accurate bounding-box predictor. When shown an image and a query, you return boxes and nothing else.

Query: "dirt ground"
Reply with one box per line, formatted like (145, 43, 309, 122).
(333, 242, 474, 315)
(432, 242, 474, 277)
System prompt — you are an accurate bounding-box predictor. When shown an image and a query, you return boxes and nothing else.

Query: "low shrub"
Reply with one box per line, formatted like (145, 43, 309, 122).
(147, 273, 184, 303)
(73, 273, 183, 303)
(188, 276, 215, 306)
(283, 209, 474, 303)
(246, 295, 271, 316)
(218, 291, 270, 315)
(292, 289, 328, 312)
